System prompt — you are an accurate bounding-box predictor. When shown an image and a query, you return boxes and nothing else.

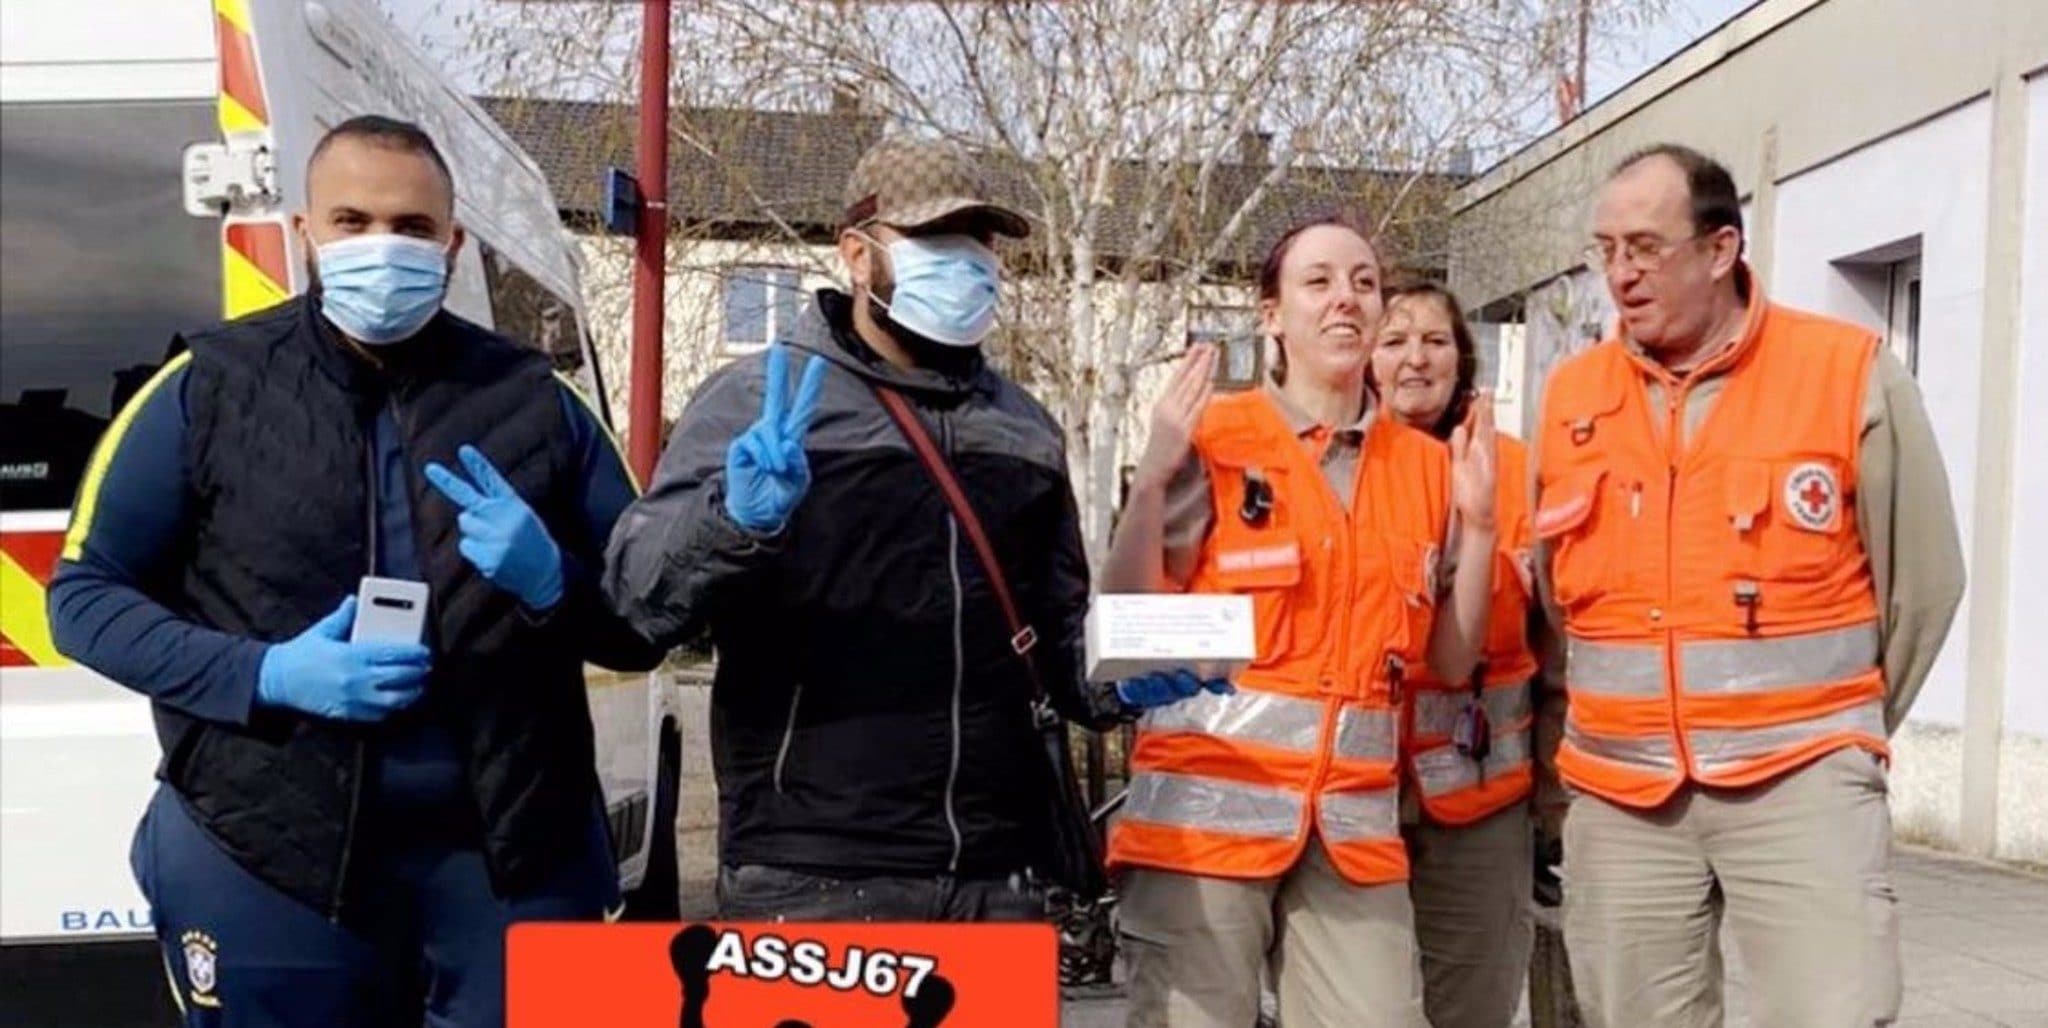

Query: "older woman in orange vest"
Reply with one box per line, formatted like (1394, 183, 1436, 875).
(1371, 279, 1538, 1028)
(1101, 215, 1499, 1028)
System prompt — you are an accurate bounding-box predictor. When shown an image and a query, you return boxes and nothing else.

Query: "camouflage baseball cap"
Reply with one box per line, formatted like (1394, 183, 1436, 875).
(841, 136, 1030, 238)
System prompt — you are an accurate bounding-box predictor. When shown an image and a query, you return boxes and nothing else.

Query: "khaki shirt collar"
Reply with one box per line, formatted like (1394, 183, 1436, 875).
(1261, 374, 1375, 441)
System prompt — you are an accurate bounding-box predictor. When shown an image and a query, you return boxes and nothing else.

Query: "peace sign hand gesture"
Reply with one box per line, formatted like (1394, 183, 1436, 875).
(424, 445, 565, 610)
(724, 346, 830, 534)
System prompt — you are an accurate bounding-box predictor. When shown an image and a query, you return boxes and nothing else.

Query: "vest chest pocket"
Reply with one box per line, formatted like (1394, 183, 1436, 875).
(1208, 533, 1302, 667)
(1728, 457, 1852, 581)
(1535, 467, 1612, 609)
(1384, 536, 1441, 667)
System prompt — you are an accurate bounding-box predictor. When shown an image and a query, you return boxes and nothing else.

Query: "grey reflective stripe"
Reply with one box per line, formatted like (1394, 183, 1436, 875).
(1120, 771, 1304, 839)
(1412, 729, 1532, 797)
(1566, 637, 1665, 697)
(1140, 689, 1326, 754)
(1564, 718, 1681, 771)
(1412, 686, 1531, 737)
(1316, 788, 1398, 842)
(1332, 705, 1397, 762)
(1412, 692, 1464, 736)
(1680, 621, 1881, 694)
(1688, 700, 1885, 775)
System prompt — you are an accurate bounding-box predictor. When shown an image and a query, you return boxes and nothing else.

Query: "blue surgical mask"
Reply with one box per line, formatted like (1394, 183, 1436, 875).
(870, 234, 1001, 347)
(315, 233, 450, 345)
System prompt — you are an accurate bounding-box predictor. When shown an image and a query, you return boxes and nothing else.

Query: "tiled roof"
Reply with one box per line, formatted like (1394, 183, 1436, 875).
(480, 95, 885, 236)
(482, 96, 1456, 273)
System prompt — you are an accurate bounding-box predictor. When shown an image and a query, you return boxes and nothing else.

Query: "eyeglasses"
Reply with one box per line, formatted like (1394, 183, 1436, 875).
(1581, 232, 1709, 273)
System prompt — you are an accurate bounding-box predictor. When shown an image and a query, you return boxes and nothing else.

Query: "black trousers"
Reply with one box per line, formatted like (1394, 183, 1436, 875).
(716, 864, 1045, 923)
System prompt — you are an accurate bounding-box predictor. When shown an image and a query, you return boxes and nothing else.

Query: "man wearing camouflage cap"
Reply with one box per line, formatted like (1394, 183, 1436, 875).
(605, 137, 1207, 921)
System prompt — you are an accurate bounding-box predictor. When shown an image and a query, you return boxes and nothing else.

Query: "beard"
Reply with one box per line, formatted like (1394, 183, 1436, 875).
(866, 263, 982, 378)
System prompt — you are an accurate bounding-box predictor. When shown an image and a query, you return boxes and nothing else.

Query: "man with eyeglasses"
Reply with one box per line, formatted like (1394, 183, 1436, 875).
(1530, 144, 1964, 1027)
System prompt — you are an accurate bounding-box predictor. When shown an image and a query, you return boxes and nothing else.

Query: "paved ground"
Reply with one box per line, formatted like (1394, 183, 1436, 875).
(12, 845, 2037, 1027)
(1057, 846, 2048, 1028)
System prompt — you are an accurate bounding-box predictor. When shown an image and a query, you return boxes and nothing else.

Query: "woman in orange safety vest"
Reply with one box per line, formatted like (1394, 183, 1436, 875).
(1100, 215, 1499, 1028)
(1371, 279, 1539, 1028)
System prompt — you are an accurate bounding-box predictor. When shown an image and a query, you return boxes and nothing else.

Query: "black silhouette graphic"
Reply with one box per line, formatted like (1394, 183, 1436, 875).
(670, 924, 955, 1028)
(672, 924, 718, 1028)
(901, 974, 955, 1027)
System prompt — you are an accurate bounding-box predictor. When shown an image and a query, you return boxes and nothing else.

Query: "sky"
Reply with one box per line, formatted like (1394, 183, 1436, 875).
(387, 0, 1759, 114)
(1582, 0, 1757, 104)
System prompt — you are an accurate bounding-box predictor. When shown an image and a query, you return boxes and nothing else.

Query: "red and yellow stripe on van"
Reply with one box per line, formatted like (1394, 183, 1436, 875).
(0, 526, 65, 668)
(215, 0, 269, 137)
(215, 0, 291, 317)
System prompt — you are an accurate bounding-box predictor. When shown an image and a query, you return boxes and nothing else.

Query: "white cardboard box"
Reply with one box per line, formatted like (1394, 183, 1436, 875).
(1084, 593, 1258, 682)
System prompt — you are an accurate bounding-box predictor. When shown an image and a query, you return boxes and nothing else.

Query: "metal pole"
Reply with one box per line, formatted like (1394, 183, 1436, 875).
(1574, 0, 1590, 118)
(628, 0, 671, 484)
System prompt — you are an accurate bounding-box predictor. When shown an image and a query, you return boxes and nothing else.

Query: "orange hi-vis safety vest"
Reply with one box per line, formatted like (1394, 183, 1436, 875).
(1401, 432, 1538, 826)
(1108, 389, 1451, 885)
(1535, 291, 1886, 810)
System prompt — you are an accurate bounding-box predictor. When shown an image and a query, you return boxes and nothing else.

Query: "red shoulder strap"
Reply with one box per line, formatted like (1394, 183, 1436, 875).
(869, 385, 1041, 678)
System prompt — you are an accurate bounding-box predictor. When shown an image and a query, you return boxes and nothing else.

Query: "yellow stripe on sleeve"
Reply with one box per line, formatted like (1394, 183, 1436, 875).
(62, 352, 195, 562)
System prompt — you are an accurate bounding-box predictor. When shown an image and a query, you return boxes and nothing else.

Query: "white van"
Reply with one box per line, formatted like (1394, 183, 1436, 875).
(0, 0, 670, 981)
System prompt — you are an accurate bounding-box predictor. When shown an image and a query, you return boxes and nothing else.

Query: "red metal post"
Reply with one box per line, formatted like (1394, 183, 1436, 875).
(628, 0, 671, 484)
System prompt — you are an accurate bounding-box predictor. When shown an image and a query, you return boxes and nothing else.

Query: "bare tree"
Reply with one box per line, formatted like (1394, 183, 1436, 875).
(449, 0, 1669, 562)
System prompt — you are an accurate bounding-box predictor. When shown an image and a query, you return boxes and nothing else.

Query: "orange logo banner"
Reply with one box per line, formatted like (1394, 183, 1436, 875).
(507, 922, 1058, 1027)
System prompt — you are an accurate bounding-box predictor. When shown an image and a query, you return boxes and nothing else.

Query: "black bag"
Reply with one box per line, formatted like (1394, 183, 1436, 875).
(870, 384, 1108, 901)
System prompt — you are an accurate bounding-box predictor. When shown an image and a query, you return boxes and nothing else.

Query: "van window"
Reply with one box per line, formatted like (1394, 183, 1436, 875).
(0, 101, 220, 512)
(481, 244, 583, 373)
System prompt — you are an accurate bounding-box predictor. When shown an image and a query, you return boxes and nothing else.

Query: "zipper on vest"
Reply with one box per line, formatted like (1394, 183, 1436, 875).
(332, 740, 366, 921)
(1662, 389, 1695, 778)
(1734, 580, 1762, 636)
(939, 414, 964, 874)
(335, 433, 381, 921)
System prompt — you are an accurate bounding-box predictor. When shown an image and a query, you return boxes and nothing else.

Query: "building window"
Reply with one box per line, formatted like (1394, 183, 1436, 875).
(1187, 305, 1259, 389)
(1886, 257, 1921, 376)
(722, 265, 803, 353)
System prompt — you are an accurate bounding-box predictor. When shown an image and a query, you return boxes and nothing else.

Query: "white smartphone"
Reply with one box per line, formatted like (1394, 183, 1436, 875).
(350, 576, 430, 645)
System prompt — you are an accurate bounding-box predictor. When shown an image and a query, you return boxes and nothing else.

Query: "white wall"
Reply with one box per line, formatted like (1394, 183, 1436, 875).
(579, 236, 841, 446)
(1768, 98, 1992, 730)
(2007, 72, 2048, 741)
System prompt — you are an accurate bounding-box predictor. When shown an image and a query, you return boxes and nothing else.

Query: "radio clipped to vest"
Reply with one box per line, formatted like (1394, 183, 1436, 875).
(1239, 468, 1274, 526)
(1451, 660, 1493, 779)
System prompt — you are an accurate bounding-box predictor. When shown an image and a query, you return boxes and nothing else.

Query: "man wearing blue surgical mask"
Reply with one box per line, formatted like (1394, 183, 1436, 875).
(605, 137, 1220, 923)
(49, 115, 661, 1026)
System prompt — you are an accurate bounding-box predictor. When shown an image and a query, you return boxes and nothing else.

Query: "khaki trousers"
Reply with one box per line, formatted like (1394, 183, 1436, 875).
(1562, 747, 1901, 1028)
(1119, 840, 1428, 1028)
(1405, 804, 1535, 1028)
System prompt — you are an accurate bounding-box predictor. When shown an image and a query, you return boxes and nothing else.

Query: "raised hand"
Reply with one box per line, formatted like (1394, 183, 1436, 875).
(724, 345, 829, 534)
(255, 596, 430, 721)
(1448, 390, 1498, 533)
(1133, 344, 1217, 489)
(424, 445, 564, 610)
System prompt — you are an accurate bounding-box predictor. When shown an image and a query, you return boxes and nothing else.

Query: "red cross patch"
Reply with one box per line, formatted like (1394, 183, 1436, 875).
(1782, 462, 1840, 532)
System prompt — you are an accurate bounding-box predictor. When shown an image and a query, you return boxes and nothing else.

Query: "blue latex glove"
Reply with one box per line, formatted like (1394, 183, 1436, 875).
(1115, 669, 1235, 711)
(724, 345, 829, 533)
(256, 597, 430, 721)
(425, 444, 565, 610)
